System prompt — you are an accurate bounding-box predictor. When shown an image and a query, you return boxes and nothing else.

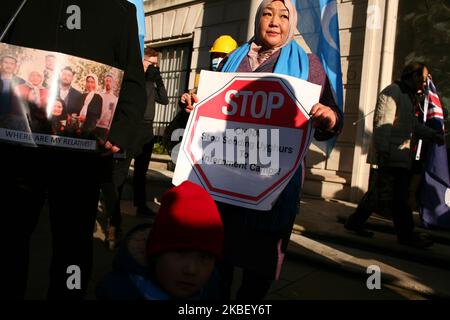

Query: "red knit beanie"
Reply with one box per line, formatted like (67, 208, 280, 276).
(146, 181, 224, 260)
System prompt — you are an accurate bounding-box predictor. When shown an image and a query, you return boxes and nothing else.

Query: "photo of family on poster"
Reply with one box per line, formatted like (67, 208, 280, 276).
(0, 43, 124, 151)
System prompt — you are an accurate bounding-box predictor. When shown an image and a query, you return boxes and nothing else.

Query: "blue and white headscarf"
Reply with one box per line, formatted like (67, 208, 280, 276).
(222, 0, 309, 81)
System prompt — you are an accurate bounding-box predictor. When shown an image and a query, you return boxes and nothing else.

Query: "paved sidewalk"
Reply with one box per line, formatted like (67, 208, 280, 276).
(25, 199, 423, 300)
(291, 196, 450, 298)
(24, 159, 450, 300)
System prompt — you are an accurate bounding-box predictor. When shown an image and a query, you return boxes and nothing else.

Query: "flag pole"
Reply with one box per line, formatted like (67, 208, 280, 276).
(0, 0, 28, 42)
(415, 78, 430, 160)
(352, 109, 375, 126)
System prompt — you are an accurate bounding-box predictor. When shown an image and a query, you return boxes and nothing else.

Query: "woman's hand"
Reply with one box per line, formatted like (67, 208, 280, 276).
(105, 140, 121, 153)
(310, 103, 337, 132)
(180, 92, 199, 113)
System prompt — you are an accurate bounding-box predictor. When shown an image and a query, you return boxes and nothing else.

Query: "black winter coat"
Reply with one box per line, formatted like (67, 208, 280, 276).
(134, 66, 169, 151)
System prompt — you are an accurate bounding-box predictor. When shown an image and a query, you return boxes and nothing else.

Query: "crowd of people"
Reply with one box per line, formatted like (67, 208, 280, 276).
(0, 0, 446, 301)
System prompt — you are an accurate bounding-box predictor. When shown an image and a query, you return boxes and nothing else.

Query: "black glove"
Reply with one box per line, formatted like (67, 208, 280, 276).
(145, 65, 162, 82)
(377, 151, 390, 167)
(432, 131, 445, 145)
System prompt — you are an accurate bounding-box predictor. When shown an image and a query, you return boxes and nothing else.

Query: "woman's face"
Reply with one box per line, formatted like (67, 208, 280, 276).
(86, 77, 96, 92)
(53, 101, 63, 116)
(258, 1, 290, 49)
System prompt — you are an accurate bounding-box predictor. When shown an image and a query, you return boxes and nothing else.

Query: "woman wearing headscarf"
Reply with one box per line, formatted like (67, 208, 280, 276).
(79, 74, 103, 134)
(181, 0, 343, 299)
(50, 98, 68, 134)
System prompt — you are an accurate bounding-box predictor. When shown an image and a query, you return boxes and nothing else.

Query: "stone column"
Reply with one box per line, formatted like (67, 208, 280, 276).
(350, 0, 400, 202)
(246, 0, 261, 41)
(378, 0, 399, 90)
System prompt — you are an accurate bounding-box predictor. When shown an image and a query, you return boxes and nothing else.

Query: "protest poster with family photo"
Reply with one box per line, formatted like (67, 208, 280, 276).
(0, 42, 124, 151)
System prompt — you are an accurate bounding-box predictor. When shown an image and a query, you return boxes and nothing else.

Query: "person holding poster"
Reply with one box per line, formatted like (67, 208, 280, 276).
(182, 0, 343, 299)
(0, 0, 145, 299)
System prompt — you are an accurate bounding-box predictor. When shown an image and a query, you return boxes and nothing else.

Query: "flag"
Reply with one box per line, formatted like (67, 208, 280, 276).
(419, 75, 450, 229)
(127, 0, 146, 57)
(295, 0, 343, 155)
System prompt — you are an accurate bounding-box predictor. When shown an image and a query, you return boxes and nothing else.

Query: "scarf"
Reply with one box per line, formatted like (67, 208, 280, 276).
(222, 40, 309, 80)
(80, 74, 98, 117)
(79, 91, 94, 117)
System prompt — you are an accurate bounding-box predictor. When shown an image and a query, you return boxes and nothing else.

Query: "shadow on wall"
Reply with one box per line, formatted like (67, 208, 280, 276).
(303, 147, 366, 203)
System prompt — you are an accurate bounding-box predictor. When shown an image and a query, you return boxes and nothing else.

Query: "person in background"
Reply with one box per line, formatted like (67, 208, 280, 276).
(96, 73, 119, 141)
(133, 47, 169, 216)
(96, 181, 223, 300)
(209, 35, 238, 71)
(101, 47, 168, 250)
(345, 62, 444, 249)
(163, 35, 238, 155)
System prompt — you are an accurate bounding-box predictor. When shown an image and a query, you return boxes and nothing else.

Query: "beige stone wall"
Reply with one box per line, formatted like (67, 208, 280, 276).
(144, 0, 370, 201)
(143, 0, 203, 46)
(301, 0, 368, 200)
(188, 0, 252, 88)
(144, 0, 252, 89)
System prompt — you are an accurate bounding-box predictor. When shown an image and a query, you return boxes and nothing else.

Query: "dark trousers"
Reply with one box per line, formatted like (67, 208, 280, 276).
(100, 138, 154, 230)
(0, 145, 103, 299)
(101, 156, 132, 229)
(347, 166, 415, 239)
(219, 262, 272, 300)
(133, 139, 155, 207)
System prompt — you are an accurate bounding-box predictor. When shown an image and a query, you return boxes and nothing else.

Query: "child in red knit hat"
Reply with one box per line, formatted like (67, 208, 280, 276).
(96, 181, 224, 300)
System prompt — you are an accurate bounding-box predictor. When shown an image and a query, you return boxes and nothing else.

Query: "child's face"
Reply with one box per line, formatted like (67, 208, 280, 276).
(154, 250, 215, 299)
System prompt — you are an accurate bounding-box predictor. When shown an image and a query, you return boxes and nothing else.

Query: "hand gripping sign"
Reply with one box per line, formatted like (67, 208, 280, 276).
(173, 70, 321, 211)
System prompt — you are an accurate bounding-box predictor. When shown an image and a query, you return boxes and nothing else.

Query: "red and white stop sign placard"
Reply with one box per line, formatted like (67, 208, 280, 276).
(173, 71, 321, 210)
